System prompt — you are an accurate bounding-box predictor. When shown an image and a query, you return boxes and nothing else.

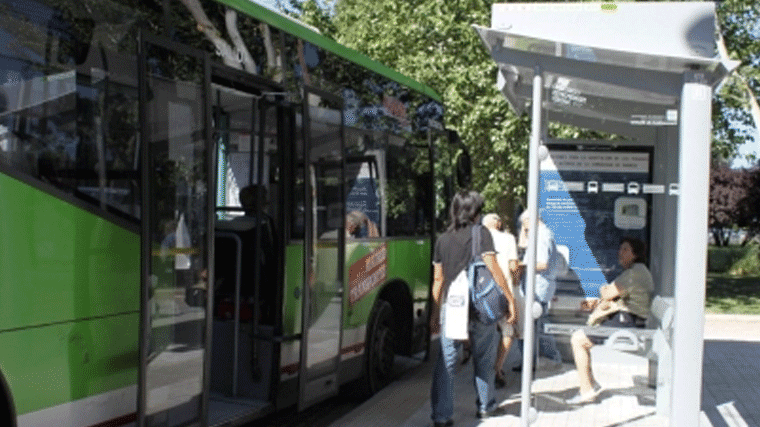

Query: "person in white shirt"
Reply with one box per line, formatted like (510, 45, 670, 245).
(482, 213, 520, 388)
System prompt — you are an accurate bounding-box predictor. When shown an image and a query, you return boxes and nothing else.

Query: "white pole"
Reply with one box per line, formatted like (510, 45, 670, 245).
(520, 67, 542, 426)
(671, 73, 711, 426)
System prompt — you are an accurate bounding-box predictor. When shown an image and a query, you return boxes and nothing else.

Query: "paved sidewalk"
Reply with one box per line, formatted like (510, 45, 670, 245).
(330, 314, 760, 427)
(701, 314, 760, 427)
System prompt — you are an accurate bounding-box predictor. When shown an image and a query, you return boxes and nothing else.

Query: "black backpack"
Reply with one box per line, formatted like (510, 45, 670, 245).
(468, 225, 510, 324)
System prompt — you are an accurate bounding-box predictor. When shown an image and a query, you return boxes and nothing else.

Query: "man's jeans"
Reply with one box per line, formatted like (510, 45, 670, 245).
(517, 283, 562, 364)
(431, 309, 498, 423)
(536, 301, 562, 363)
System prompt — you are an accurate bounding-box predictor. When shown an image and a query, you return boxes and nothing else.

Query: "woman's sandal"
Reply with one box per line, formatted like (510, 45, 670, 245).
(495, 369, 508, 388)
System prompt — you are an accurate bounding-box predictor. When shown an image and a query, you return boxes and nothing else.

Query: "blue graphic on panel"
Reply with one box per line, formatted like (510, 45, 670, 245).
(540, 149, 651, 298)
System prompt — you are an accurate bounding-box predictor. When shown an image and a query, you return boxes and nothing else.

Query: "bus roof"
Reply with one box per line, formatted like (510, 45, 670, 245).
(220, 0, 443, 103)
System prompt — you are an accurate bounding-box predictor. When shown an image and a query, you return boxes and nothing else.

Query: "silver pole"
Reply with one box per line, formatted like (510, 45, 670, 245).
(520, 67, 543, 426)
(671, 73, 711, 426)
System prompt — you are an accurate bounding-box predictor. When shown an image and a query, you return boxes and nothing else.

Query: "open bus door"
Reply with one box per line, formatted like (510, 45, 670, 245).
(208, 65, 293, 424)
(138, 33, 214, 427)
(298, 86, 345, 411)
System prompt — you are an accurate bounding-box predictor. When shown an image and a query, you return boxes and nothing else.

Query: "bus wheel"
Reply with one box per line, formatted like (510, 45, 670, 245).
(364, 299, 396, 395)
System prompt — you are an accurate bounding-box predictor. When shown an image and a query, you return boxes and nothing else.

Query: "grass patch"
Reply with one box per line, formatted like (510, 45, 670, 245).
(705, 273, 760, 314)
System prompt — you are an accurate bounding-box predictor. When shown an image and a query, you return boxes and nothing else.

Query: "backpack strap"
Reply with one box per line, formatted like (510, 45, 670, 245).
(471, 224, 481, 262)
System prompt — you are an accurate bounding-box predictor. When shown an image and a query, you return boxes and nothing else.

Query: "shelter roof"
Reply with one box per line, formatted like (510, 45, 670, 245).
(474, 2, 739, 138)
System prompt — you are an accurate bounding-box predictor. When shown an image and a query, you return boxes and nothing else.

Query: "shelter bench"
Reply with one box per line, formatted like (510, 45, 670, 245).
(544, 296, 674, 415)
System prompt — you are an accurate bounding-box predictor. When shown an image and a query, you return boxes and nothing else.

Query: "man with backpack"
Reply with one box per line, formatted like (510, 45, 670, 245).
(429, 191, 517, 426)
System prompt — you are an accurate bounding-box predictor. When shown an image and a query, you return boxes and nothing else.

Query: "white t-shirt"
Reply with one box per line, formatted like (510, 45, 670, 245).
(488, 229, 518, 285)
(488, 228, 524, 337)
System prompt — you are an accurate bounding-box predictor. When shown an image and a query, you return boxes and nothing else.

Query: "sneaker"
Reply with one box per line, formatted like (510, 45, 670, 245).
(565, 382, 602, 405)
(433, 420, 453, 427)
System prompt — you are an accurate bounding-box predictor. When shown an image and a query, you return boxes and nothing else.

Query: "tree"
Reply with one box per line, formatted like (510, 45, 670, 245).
(290, 0, 533, 216)
(736, 167, 760, 244)
(708, 166, 760, 246)
(709, 167, 746, 246)
(713, 0, 760, 163)
(290, 0, 759, 219)
(174, 0, 285, 80)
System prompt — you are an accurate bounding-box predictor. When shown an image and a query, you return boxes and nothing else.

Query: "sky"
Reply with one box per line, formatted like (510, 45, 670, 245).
(731, 130, 760, 168)
(249, 0, 290, 15)
(253, 0, 287, 12)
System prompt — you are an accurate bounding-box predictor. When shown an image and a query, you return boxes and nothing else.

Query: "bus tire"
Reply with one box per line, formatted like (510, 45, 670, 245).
(361, 299, 396, 397)
(0, 371, 16, 427)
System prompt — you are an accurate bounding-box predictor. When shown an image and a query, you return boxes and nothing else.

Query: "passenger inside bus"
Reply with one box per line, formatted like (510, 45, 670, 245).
(346, 210, 379, 238)
(319, 210, 379, 239)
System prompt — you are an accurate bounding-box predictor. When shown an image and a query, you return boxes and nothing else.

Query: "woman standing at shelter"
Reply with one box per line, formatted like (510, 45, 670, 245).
(430, 191, 516, 426)
(567, 236, 654, 405)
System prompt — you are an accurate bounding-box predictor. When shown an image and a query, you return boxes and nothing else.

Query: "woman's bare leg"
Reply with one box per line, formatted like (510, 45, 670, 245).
(571, 329, 596, 393)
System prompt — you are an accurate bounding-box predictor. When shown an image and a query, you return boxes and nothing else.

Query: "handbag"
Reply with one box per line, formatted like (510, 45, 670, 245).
(443, 268, 470, 340)
(469, 225, 510, 325)
(586, 299, 625, 326)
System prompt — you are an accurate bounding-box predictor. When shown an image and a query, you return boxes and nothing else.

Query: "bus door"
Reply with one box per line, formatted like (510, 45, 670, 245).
(208, 62, 292, 422)
(138, 33, 214, 427)
(298, 86, 345, 410)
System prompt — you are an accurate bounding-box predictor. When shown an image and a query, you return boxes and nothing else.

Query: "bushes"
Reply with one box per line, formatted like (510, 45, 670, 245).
(727, 244, 760, 276)
(708, 245, 750, 272)
(708, 244, 760, 275)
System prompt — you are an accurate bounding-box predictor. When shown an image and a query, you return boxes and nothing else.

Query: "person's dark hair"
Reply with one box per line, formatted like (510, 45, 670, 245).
(620, 236, 646, 264)
(447, 190, 485, 231)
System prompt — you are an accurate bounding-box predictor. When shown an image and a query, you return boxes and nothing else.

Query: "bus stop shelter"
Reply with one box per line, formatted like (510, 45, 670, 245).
(474, 2, 738, 426)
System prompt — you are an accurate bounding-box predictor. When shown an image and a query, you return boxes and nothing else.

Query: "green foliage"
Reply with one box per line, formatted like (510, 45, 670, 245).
(714, 0, 760, 163)
(292, 0, 760, 212)
(728, 243, 760, 276)
(291, 0, 337, 37)
(708, 243, 760, 276)
(708, 244, 753, 272)
(293, 0, 530, 215)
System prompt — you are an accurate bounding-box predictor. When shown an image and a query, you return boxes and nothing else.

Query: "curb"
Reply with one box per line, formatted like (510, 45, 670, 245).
(704, 313, 760, 322)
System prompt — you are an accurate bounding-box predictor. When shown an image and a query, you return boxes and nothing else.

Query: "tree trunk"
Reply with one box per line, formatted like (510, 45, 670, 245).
(261, 23, 283, 82)
(179, 0, 240, 69)
(225, 8, 257, 73)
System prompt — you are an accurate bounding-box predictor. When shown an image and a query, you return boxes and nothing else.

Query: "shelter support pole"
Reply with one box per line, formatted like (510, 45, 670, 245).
(520, 66, 542, 427)
(671, 74, 711, 426)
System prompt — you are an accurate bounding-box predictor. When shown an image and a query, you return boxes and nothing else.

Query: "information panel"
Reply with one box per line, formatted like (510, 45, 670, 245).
(540, 147, 652, 297)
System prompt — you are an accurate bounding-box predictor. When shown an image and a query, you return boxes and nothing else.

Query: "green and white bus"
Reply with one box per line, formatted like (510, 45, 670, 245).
(0, 1, 463, 426)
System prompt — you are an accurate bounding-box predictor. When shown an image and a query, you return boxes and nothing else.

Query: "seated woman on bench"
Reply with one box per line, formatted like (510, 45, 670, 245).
(566, 236, 654, 405)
